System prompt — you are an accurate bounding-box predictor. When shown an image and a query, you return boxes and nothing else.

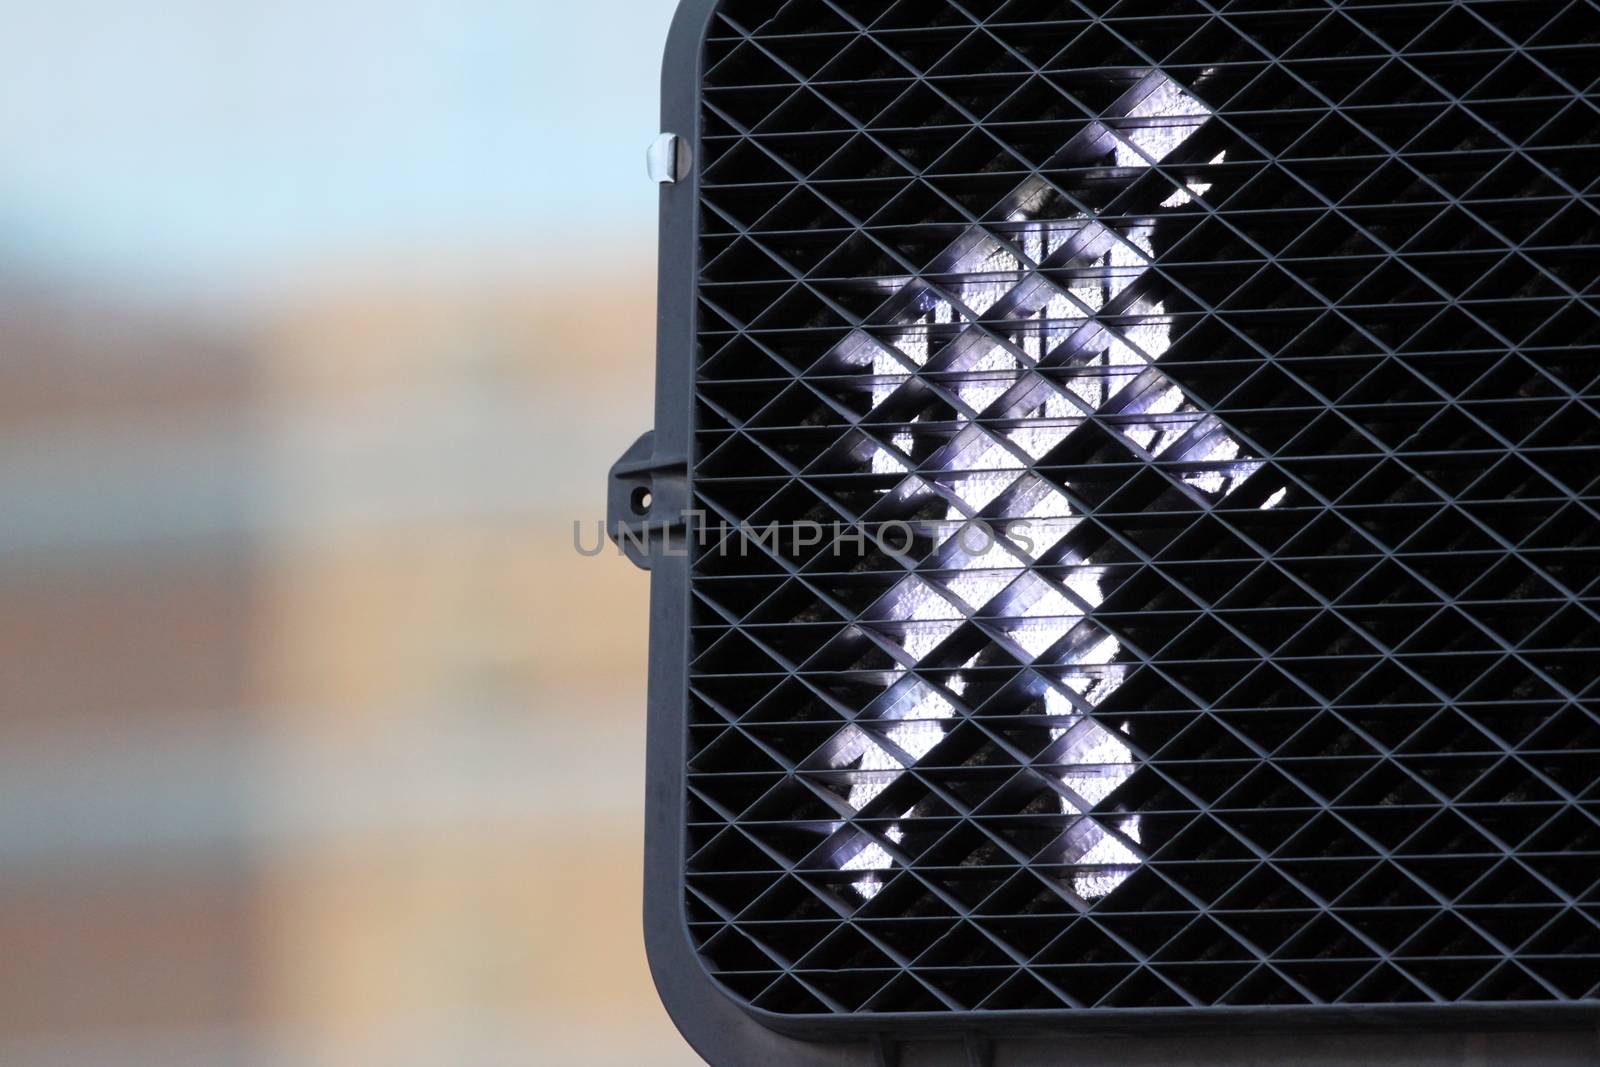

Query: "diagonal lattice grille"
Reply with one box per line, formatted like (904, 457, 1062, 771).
(684, 0, 1600, 1016)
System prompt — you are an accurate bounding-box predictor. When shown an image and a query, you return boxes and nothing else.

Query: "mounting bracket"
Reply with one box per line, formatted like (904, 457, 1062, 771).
(607, 430, 687, 571)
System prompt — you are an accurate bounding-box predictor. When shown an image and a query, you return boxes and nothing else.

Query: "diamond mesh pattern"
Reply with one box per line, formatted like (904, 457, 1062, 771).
(685, 0, 1600, 1016)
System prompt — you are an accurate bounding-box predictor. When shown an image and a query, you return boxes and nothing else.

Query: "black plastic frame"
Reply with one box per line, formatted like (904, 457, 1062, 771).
(621, 2, 1600, 1063)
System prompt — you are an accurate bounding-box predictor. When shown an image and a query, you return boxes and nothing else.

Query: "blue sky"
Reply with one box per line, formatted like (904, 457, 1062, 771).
(0, 0, 680, 288)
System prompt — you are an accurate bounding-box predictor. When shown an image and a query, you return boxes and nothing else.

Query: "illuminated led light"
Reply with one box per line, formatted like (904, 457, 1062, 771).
(895, 331, 930, 366)
(1127, 228, 1155, 259)
(1070, 276, 1109, 313)
(956, 275, 1017, 317)
(833, 332, 914, 410)
(821, 724, 908, 813)
(1051, 693, 1132, 747)
(1181, 433, 1266, 495)
(1114, 79, 1210, 167)
(1018, 220, 1078, 266)
(885, 718, 949, 762)
(880, 576, 958, 623)
(1043, 684, 1078, 719)
(940, 535, 1026, 610)
(1115, 306, 1175, 364)
(1073, 866, 1142, 902)
(1062, 366, 1111, 410)
(822, 73, 1286, 904)
(900, 621, 962, 661)
(1262, 487, 1288, 510)
(999, 573, 1093, 658)
(849, 870, 886, 900)
(1160, 150, 1228, 207)
(944, 433, 1022, 511)
(1056, 566, 1106, 609)
(843, 841, 893, 874)
(944, 568, 1025, 613)
(885, 680, 958, 726)
(1060, 764, 1133, 808)
(829, 724, 906, 773)
(908, 290, 960, 326)
(1078, 633, 1123, 667)
(952, 345, 1022, 413)
(1056, 818, 1141, 901)
(842, 824, 907, 899)
(1107, 239, 1152, 301)
(1006, 619, 1073, 659)
(1076, 826, 1142, 867)
(845, 683, 960, 808)
(1016, 284, 1082, 361)
(870, 440, 911, 475)
(1121, 381, 1192, 451)
(871, 429, 916, 475)
(1066, 667, 1128, 711)
(1055, 719, 1137, 811)
(1023, 520, 1081, 556)
(872, 347, 907, 408)
(1015, 580, 1083, 621)
(1006, 391, 1079, 460)
(954, 234, 1025, 277)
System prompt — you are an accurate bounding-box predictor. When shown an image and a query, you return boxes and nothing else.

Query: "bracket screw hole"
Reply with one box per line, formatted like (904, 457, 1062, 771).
(631, 487, 653, 516)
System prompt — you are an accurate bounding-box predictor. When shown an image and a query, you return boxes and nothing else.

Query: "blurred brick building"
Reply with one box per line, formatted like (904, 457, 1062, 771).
(0, 266, 697, 1065)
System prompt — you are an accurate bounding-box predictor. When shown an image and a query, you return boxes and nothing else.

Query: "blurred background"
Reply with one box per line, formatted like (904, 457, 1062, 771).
(0, 1, 699, 1063)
